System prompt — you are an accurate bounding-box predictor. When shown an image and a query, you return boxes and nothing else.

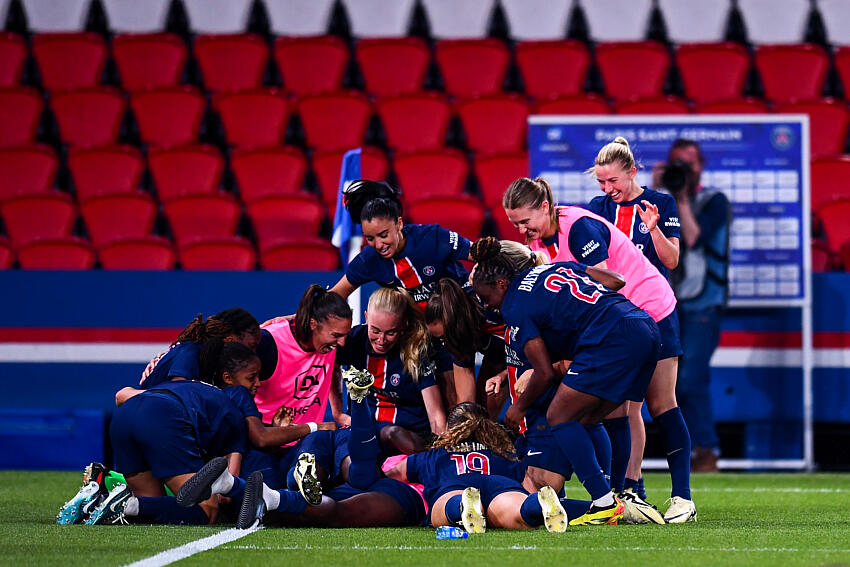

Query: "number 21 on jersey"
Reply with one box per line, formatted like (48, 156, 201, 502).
(543, 266, 606, 304)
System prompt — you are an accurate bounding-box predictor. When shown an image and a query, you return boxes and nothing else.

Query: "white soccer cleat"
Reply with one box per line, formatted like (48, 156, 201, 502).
(619, 488, 666, 525)
(460, 487, 486, 534)
(663, 496, 697, 523)
(342, 366, 374, 403)
(293, 453, 323, 506)
(537, 486, 567, 533)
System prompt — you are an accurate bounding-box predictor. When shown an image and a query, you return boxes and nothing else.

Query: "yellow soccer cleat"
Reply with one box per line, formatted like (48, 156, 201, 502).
(538, 486, 568, 533)
(460, 487, 486, 534)
(568, 495, 625, 526)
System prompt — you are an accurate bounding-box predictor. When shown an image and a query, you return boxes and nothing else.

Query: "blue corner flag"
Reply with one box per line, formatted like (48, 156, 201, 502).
(331, 148, 363, 267)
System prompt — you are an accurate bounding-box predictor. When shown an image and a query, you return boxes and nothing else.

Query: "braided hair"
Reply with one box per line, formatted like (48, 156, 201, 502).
(343, 180, 404, 224)
(173, 308, 259, 346)
(469, 237, 543, 289)
(429, 402, 517, 460)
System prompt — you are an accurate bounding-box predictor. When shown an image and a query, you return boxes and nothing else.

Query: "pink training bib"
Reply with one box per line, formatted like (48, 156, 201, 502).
(530, 206, 676, 322)
(254, 321, 337, 443)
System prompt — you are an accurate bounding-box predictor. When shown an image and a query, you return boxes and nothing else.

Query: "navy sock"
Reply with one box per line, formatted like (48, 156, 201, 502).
(603, 416, 630, 494)
(136, 496, 209, 525)
(551, 421, 610, 500)
(225, 475, 246, 501)
(655, 407, 692, 500)
(285, 467, 297, 491)
(444, 494, 463, 525)
(275, 489, 308, 515)
(560, 498, 593, 521)
(519, 493, 543, 527)
(347, 397, 381, 489)
(636, 477, 646, 500)
(585, 423, 612, 486)
(624, 477, 639, 491)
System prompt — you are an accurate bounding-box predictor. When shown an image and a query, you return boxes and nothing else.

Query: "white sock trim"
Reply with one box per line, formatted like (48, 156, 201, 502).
(592, 492, 615, 508)
(262, 484, 280, 511)
(210, 469, 235, 497)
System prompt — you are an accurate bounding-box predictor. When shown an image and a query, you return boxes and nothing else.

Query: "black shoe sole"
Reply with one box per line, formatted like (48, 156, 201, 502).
(237, 471, 265, 529)
(176, 456, 228, 508)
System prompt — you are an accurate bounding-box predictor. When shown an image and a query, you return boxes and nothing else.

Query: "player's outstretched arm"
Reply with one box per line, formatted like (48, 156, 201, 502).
(586, 265, 626, 291)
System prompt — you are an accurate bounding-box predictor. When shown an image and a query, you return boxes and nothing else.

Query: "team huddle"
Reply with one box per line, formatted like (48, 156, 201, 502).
(57, 137, 698, 533)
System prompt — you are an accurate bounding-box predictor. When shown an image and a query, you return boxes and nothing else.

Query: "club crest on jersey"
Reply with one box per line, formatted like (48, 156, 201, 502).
(509, 326, 519, 342)
(390, 373, 401, 386)
(638, 222, 649, 234)
(423, 265, 435, 276)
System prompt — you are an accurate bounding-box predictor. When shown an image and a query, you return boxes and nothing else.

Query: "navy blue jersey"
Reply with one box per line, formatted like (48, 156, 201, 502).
(344, 224, 471, 308)
(223, 385, 262, 420)
(587, 187, 680, 278)
(139, 342, 201, 389)
(146, 379, 246, 458)
(540, 217, 611, 266)
(503, 329, 558, 435)
(336, 325, 437, 433)
(406, 445, 526, 505)
(501, 262, 643, 361)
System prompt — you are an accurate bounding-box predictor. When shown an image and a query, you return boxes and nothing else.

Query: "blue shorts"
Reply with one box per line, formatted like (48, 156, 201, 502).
(516, 420, 574, 480)
(656, 310, 683, 360)
(566, 314, 661, 404)
(287, 429, 351, 488)
(324, 479, 426, 526)
(110, 392, 203, 479)
(242, 448, 283, 489)
(433, 474, 526, 512)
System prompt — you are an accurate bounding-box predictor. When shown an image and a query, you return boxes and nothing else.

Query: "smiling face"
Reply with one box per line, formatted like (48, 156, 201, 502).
(223, 356, 262, 396)
(310, 315, 352, 354)
(365, 309, 404, 355)
(504, 201, 554, 241)
(362, 216, 404, 258)
(595, 163, 638, 203)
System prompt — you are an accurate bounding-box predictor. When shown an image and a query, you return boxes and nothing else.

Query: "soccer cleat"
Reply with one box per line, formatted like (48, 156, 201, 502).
(237, 471, 266, 529)
(57, 481, 102, 525)
(82, 462, 109, 486)
(85, 484, 132, 525)
(663, 496, 697, 523)
(342, 366, 374, 403)
(568, 495, 625, 526)
(293, 453, 323, 506)
(460, 487, 486, 534)
(538, 486, 568, 533)
(176, 456, 228, 507)
(619, 488, 666, 525)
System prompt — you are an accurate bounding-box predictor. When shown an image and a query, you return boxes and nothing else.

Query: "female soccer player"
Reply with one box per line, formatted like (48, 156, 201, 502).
(502, 175, 696, 523)
(470, 237, 661, 525)
(586, 137, 682, 514)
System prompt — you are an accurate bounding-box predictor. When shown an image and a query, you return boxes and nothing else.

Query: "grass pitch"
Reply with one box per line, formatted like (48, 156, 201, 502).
(2, 470, 849, 567)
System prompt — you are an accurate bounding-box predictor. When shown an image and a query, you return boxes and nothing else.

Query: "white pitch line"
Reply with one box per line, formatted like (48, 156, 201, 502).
(691, 487, 850, 493)
(122, 526, 260, 567)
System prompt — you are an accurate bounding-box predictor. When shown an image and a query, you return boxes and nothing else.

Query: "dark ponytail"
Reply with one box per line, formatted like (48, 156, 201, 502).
(470, 237, 538, 288)
(173, 308, 259, 347)
(199, 338, 259, 388)
(343, 179, 403, 224)
(294, 284, 353, 345)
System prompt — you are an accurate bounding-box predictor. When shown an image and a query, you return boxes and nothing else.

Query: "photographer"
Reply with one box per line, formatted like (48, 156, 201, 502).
(654, 138, 732, 473)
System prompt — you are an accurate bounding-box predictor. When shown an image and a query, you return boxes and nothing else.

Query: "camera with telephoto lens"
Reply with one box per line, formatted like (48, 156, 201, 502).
(661, 160, 693, 194)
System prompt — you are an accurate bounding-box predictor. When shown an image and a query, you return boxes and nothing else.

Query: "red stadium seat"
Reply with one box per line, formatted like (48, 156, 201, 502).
(194, 34, 268, 93)
(676, 43, 750, 104)
(812, 239, 835, 272)
(32, 33, 106, 90)
(297, 90, 371, 151)
(17, 237, 95, 270)
(231, 146, 308, 203)
(80, 193, 158, 247)
(694, 98, 769, 114)
(355, 37, 429, 97)
(474, 152, 528, 242)
(0, 87, 43, 147)
(99, 236, 176, 270)
(1, 192, 77, 247)
(595, 41, 670, 101)
(818, 200, 850, 254)
(131, 86, 205, 148)
(164, 194, 241, 247)
(515, 40, 590, 99)
(148, 144, 224, 201)
(775, 99, 849, 159)
(50, 87, 126, 147)
(407, 196, 485, 241)
(435, 39, 510, 98)
(313, 146, 389, 213)
(0, 144, 58, 200)
(533, 94, 611, 115)
(112, 33, 187, 92)
(0, 237, 12, 268)
(68, 144, 144, 200)
(214, 89, 289, 148)
(179, 237, 256, 270)
(456, 94, 529, 153)
(246, 195, 325, 246)
(616, 96, 690, 115)
(393, 149, 469, 205)
(840, 242, 850, 273)
(834, 48, 850, 105)
(0, 33, 27, 86)
(811, 156, 850, 213)
(754, 44, 828, 104)
(376, 92, 451, 152)
(273, 36, 348, 96)
(260, 237, 339, 270)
